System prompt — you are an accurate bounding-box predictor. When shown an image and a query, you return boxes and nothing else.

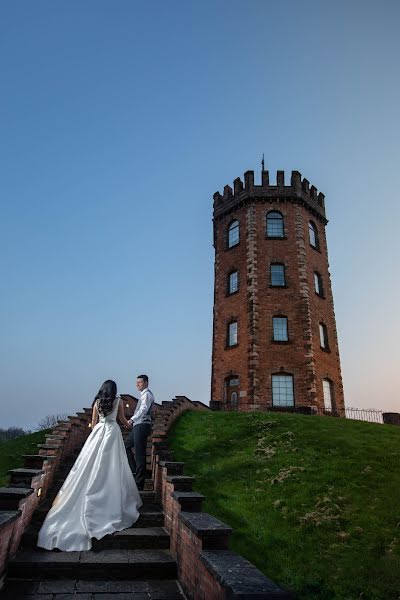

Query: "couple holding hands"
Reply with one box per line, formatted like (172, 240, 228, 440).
(37, 375, 155, 552)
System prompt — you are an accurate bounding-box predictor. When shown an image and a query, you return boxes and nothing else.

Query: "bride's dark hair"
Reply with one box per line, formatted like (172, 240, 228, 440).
(94, 380, 117, 416)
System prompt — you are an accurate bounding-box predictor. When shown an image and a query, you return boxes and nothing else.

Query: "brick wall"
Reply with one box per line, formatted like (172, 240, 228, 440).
(0, 408, 95, 580)
(152, 396, 293, 599)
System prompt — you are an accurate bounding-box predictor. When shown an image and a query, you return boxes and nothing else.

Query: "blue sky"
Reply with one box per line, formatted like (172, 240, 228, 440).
(1, 0, 399, 429)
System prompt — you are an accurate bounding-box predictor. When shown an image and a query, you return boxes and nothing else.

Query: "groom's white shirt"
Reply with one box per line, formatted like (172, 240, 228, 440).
(130, 388, 154, 426)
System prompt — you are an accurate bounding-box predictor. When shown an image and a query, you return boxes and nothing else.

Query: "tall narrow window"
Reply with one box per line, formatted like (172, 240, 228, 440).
(227, 321, 238, 347)
(323, 379, 333, 411)
(225, 376, 240, 409)
(309, 221, 319, 249)
(266, 211, 284, 238)
(228, 220, 239, 248)
(270, 263, 286, 286)
(228, 270, 238, 294)
(273, 316, 288, 341)
(272, 374, 294, 407)
(314, 272, 324, 297)
(319, 322, 329, 349)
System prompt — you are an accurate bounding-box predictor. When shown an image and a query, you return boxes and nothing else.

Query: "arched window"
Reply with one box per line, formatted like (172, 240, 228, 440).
(319, 322, 329, 350)
(228, 220, 239, 248)
(272, 316, 288, 341)
(227, 321, 238, 347)
(270, 263, 286, 287)
(228, 270, 239, 295)
(322, 379, 334, 411)
(308, 221, 319, 249)
(266, 211, 284, 238)
(314, 272, 324, 297)
(272, 373, 294, 407)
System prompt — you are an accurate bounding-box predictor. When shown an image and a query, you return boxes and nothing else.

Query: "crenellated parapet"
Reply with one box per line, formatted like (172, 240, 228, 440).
(213, 170, 326, 222)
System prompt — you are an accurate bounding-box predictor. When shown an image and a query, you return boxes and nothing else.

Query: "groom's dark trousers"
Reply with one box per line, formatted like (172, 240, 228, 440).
(125, 423, 151, 490)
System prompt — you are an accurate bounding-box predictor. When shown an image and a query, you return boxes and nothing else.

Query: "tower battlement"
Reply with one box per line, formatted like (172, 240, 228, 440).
(213, 170, 326, 222)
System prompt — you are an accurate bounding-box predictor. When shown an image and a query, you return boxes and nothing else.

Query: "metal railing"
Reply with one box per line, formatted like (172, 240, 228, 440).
(316, 407, 384, 424)
(214, 402, 399, 425)
(262, 404, 386, 424)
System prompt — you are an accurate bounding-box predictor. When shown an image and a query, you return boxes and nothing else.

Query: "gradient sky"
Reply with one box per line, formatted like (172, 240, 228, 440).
(1, 0, 399, 430)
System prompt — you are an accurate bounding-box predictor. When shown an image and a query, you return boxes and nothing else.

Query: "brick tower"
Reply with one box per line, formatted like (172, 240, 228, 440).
(211, 169, 344, 413)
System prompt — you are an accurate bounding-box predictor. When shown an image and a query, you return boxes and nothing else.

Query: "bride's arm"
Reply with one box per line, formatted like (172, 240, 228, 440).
(91, 403, 99, 430)
(117, 398, 131, 428)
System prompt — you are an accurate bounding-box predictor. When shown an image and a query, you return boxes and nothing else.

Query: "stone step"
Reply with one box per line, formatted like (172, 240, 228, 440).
(37, 488, 156, 509)
(0, 578, 185, 598)
(172, 491, 205, 512)
(0, 487, 34, 510)
(166, 475, 194, 492)
(134, 506, 164, 528)
(159, 461, 185, 476)
(43, 483, 155, 505)
(47, 473, 154, 500)
(22, 524, 170, 550)
(7, 468, 44, 488)
(22, 455, 56, 469)
(7, 548, 177, 580)
(44, 435, 65, 442)
(37, 444, 62, 450)
(31, 502, 163, 528)
(92, 526, 170, 550)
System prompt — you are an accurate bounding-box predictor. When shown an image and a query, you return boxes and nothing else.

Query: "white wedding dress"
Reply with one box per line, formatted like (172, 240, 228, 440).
(37, 397, 143, 551)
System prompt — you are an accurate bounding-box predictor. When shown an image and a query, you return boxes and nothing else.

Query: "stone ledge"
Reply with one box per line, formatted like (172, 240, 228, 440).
(8, 468, 44, 476)
(180, 512, 232, 538)
(172, 491, 205, 501)
(22, 454, 56, 461)
(166, 476, 194, 484)
(160, 462, 185, 476)
(0, 510, 21, 530)
(166, 476, 194, 492)
(37, 444, 62, 450)
(200, 550, 295, 599)
(172, 491, 204, 512)
(0, 488, 34, 509)
(0, 488, 34, 498)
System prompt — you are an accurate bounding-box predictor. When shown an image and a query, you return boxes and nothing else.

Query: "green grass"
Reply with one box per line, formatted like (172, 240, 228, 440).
(168, 411, 400, 600)
(0, 430, 48, 487)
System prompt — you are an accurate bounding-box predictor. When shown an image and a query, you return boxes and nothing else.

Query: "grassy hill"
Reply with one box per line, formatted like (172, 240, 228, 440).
(168, 411, 400, 600)
(0, 430, 48, 487)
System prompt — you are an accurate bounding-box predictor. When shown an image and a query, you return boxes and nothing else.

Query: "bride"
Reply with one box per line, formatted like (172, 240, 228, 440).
(37, 380, 143, 551)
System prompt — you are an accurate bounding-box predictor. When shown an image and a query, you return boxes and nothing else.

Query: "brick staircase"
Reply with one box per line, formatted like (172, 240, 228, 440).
(0, 396, 294, 599)
(0, 447, 187, 599)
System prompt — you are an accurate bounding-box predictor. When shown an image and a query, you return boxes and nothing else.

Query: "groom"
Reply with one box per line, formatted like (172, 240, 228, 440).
(125, 374, 155, 490)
